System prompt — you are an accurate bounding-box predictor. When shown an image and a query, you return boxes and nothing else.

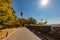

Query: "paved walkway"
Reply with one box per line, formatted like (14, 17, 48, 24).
(4, 27, 41, 40)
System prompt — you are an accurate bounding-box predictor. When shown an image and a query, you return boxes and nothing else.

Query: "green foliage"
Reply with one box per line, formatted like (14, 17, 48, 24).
(27, 17, 37, 24)
(0, 25, 3, 28)
(18, 18, 28, 26)
(17, 18, 37, 26)
(0, 0, 17, 28)
(38, 21, 47, 26)
(0, 0, 12, 4)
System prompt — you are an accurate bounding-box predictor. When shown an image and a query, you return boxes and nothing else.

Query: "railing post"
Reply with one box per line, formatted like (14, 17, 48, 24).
(6, 32, 8, 38)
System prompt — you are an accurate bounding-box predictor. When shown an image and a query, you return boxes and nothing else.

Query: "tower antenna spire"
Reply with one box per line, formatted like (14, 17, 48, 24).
(20, 9, 23, 18)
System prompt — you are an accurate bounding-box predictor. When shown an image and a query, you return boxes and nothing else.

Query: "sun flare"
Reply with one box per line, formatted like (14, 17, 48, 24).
(40, 0, 49, 7)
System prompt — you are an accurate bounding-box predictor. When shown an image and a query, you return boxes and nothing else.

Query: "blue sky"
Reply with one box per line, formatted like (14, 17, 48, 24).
(12, 0, 60, 24)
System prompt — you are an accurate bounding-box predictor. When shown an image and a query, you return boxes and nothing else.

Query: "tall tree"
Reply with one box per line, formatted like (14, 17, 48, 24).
(19, 18, 28, 26)
(28, 17, 37, 24)
(0, 0, 17, 28)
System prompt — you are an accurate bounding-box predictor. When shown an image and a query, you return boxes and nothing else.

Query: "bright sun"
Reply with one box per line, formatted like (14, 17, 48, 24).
(40, 0, 49, 7)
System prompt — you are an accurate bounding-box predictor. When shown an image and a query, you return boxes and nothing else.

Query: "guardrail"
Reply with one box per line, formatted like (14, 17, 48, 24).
(26, 26, 51, 33)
